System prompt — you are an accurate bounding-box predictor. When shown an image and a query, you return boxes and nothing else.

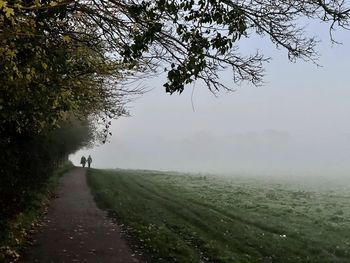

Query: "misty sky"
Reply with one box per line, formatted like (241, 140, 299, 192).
(71, 22, 350, 175)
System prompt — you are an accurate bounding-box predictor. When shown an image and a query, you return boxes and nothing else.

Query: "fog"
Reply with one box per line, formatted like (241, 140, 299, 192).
(71, 25, 350, 176)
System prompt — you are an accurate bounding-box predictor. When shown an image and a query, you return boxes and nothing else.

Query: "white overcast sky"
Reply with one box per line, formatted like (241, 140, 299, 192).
(71, 21, 350, 175)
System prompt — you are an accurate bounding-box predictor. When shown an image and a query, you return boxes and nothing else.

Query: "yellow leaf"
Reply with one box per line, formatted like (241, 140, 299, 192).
(63, 35, 71, 43)
(49, 1, 58, 7)
(0, 0, 7, 9)
(5, 7, 14, 18)
(5, 49, 16, 58)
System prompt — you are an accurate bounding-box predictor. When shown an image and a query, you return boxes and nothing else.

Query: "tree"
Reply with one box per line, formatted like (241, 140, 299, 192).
(2, 0, 349, 137)
(0, 4, 135, 137)
(67, 0, 350, 93)
(0, 0, 142, 222)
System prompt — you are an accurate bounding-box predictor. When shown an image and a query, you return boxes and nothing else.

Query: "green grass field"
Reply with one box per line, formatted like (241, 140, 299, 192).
(87, 169, 350, 263)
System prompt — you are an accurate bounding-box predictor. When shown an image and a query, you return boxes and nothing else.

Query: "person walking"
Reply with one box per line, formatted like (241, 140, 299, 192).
(80, 156, 86, 168)
(87, 155, 92, 168)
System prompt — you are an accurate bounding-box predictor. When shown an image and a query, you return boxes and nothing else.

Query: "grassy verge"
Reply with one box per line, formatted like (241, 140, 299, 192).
(0, 161, 74, 262)
(87, 168, 350, 263)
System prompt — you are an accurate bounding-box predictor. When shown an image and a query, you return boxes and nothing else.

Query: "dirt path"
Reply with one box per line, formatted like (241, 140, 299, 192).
(23, 167, 141, 263)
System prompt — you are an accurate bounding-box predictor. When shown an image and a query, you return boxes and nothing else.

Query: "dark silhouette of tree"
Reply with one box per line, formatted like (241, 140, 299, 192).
(69, 0, 350, 93)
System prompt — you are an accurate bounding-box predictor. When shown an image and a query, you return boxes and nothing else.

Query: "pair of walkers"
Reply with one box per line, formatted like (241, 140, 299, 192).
(80, 155, 92, 168)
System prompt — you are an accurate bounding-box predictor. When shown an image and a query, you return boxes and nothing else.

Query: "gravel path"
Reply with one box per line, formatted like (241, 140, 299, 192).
(23, 167, 141, 263)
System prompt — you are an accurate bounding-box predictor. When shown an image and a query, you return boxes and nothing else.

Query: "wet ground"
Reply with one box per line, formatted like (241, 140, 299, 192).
(23, 167, 141, 263)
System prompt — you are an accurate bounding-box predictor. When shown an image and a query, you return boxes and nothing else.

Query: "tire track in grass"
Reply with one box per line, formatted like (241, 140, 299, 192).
(125, 174, 278, 261)
(89, 170, 349, 263)
(130, 174, 349, 262)
(137, 174, 295, 237)
(111, 173, 248, 262)
(129, 174, 281, 236)
(125, 173, 342, 263)
(124, 175, 220, 262)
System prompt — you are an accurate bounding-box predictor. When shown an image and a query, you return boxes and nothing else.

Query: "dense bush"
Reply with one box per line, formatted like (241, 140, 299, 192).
(0, 119, 93, 224)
